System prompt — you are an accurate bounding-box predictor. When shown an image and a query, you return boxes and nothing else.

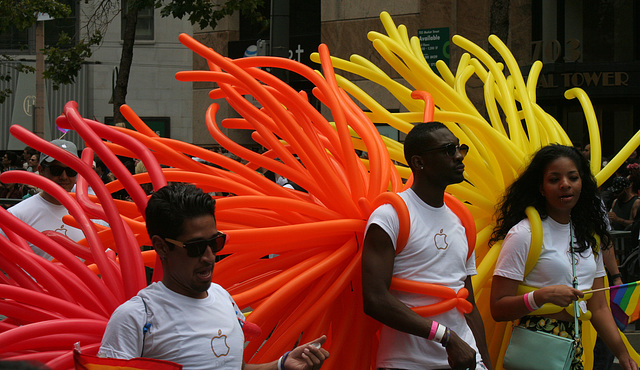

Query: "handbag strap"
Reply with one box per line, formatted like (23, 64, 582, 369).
(569, 221, 580, 343)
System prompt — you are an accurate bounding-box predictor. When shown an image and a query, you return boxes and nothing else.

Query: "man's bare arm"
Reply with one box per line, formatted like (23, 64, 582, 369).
(362, 224, 476, 369)
(463, 277, 492, 369)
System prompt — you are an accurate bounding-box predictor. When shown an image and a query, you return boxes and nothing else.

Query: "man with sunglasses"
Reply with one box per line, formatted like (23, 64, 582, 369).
(99, 183, 329, 369)
(6, 139, 84, 260)
(362, 122, 491, 370)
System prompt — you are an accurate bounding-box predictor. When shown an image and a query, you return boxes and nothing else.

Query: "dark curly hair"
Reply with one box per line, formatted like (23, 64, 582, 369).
(490, 144, 610, 254)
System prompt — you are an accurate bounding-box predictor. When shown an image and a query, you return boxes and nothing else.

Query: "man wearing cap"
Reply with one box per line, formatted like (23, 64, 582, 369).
(608, 176, 640, 230)
(6, 139, 83, 260)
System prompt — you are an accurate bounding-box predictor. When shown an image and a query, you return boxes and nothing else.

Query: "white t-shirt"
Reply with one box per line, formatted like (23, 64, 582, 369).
(494, 217, 605, 290)
(366, 188, 480, 369)
(6, 193, 85, 260)
(99, 282, 245, 370)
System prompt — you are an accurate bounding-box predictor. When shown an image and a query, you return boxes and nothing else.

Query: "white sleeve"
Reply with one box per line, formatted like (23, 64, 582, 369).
(493, 223, 531, 281)
(365, 204, 399, 250)
(98, 296, 146, 359)
(595, 249, 606, 278)
(465, 250, 477, 276)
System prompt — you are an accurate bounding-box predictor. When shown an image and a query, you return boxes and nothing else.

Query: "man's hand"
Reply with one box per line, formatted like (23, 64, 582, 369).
(445, 330, 477, 370)
(284, 335, 329, 370)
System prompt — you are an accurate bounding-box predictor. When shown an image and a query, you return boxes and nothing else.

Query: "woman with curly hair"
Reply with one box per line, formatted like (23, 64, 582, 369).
(490, 144, 637, 370)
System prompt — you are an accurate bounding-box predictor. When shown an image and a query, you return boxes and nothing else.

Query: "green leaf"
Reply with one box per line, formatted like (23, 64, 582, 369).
(42, 30, 102, 89)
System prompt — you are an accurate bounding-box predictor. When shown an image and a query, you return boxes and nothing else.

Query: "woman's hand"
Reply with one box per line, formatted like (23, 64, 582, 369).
(616, 353, 639, 370)
(537, 285, 583, 307)
(491, 277, 582, 321)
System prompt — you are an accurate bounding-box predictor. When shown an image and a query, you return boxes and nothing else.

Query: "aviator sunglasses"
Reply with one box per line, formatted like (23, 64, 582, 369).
(422, 143, 469, 157)
(41, 163, 78, 177)
(164, 232, 227, 258)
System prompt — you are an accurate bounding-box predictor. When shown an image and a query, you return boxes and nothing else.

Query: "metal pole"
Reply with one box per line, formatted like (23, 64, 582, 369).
(270, 0, 290, 82)
(35, 20, 45, 138)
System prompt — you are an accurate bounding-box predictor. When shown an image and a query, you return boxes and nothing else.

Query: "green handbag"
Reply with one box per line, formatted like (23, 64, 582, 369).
(503, 223, 580, 370)
(503, 324, 577, 370)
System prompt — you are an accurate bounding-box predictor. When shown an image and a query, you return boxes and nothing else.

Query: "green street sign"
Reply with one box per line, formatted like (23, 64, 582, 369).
(418, 28, 450, 69)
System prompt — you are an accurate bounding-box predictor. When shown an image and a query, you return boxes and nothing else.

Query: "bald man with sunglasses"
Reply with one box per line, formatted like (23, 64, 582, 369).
(6, 139, 84, 260)
(362, 122, 491, 370)
(99, 183, 329, 370)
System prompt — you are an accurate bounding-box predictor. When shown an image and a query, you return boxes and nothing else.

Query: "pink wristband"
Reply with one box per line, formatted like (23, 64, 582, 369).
(428, 321, 439, 340)
(523, 292, 536, 311)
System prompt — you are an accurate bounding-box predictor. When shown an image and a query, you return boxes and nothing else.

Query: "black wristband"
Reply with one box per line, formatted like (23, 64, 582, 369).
(610, 273, 622, 281)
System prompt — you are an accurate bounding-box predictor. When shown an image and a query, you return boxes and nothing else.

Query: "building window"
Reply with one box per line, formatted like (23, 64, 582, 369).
(0, 0, 78, 54)
(45, 7, 78, 48)
(532, 0, 638, 64)
(121, 1, 154, 41)
(0, 25, 32, 53)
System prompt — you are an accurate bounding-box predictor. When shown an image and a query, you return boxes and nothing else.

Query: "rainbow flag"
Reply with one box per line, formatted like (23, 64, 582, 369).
(610, 281, 640, 329)
(56, 124, 70, 134)
(74, 349, 182, 369)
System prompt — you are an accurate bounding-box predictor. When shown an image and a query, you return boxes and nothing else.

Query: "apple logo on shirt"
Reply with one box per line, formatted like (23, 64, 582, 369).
(434, 229, 449, 250)
(54, 224, 69, 236)
(211, 329, 230, 357)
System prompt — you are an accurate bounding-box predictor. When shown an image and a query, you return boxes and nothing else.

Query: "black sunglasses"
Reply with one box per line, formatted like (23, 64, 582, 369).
(42, 163, 78, 177)
(164, 232, 227, 258)
(422, 143, 469, 157)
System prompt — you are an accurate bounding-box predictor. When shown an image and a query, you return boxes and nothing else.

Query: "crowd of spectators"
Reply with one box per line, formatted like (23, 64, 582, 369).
(0, 143, 303, 210)
(593, 147, 640, 230)
(0, 146, 41, 204)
